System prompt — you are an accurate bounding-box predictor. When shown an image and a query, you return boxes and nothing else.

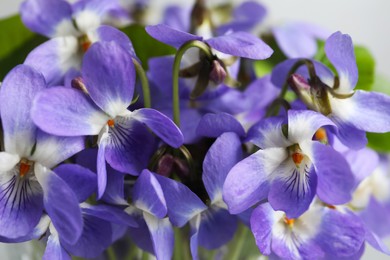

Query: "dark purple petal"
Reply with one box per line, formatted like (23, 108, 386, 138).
(145, 24, 202, 49)
(154, 174, 207, 227)
(31, 87, 109, 136)
(21, 0, 75, 38)
(268, 164, 317, 219)
(312, 142, 354, 204)
(104, 117, 157, 175)
(206, 32, 273, 60)
(273, 24, 317, 58)
(24, 37, 80, 86)
(82, 204, 138, 227)
(133, 170, 167, 219)
(196, 113, 246, 138)
(128, 220, 154, 254)
(0, 172, 43, 239)
(315, 208, 365, 258)
(216, 1, 266, 35)
(132, 108, 184, 148)
(82, 41, 135, 117)
(144, 213, 174, 260)
(102, 170, 127, 205)
(325, 32, 358, 93)
(54, 164, 97, 203)
(0, 65, 45, 156)
(62, 211, 113, 258)
(335, 90, 390, 133)
(198, 207, 238, 249)
(35, 164, 83, 245)
(203, 132, 243, 203)
(189, 215, 201, 260)
(250, 203, 274, 255)
(43, 234, 71, 260)
(223, 149, 284, 214)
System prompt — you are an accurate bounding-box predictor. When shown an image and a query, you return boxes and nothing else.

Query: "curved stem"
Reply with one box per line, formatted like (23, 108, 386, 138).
(172, 40, 213, 126)
(133, 58, 151, 108)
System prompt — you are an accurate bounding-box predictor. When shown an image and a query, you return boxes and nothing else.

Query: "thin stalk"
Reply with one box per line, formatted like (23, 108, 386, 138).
(172, 40, 213, 126)
(227, 224, 248, 260)
(133, 58, 151, 108)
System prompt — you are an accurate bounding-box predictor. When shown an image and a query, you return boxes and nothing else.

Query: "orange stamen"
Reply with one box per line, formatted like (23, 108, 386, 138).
(284, 217, 295, 227)
(107, 119, 115, 128)
(325, 204, 336, 210)
(81, 41, 91, 52)
(315, 128, 327, 142)
(19, 160, 31, 177)
(292, 152, 304, 165)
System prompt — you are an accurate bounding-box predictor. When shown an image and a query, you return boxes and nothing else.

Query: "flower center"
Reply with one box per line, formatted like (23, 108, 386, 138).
(284, 216, 295, 228)
(19, 158, 34, 178)
(79, 35, 92, 53)
(107, 119, 115, 128)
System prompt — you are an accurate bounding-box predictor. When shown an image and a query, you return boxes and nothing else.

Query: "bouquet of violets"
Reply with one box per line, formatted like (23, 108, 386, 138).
(1, 0, 390, 259)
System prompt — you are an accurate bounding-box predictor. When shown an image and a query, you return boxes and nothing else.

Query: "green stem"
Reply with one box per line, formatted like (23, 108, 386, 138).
(133, 58, 151, 108)
(228, 224, 248, 260)
(172, 40, 214, 126)
(107, 246, 116, 260)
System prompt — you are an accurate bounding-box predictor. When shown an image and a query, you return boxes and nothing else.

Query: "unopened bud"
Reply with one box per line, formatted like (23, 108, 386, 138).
(209, 60, 227, 84)
(71, 77, 88, 94)
(156, 154, 175, 177)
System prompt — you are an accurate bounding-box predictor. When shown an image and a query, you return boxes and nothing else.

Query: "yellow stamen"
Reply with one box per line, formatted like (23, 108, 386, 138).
(315, 128, 328, 142)
(284, 217, 295, 227)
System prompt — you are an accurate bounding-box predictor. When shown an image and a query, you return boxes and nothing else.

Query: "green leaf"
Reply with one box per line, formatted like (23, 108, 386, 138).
(354, 46, 375, 91)
(0, 15, 47, 80)
(121, 24, 176, 70)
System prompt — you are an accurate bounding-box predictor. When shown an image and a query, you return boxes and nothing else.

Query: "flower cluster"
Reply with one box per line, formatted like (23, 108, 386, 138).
(1, 0, 390, 259)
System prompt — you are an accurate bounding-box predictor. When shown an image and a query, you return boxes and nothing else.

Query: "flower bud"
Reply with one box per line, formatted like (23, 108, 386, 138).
(209, 60, 227, 85)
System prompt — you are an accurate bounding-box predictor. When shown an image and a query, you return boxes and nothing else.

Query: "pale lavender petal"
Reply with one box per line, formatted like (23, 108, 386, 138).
(246, 117, 289, 149)
(21, 0, 75, 38)
(325, 31, 358, 93)
(24, 36, 80, 86)
(223, 148, 286, 214)
(104, 117, 156, 175)
(203, 132, 243, 203)
(365, 227, 390, 255)
(0, 171, 43, 239)
(196, 113, 246, 138)
(154, 174, 207, 227)
(43, 234, 71, 260)
(144, 213, 174, 260)
(250, 203, 273, 255)
(0, 65, 45, 156)
(206, 32, 273, 60)
(35, 164, 83, 245)
(54, 164, 96, 203)
(189, 214, 201, 260)
(131, 108, 184, 148)
(31, 87, 109, 136)
(359, 197, 390, 239)
(82, 41, 135, 117)
(163, 5, 191, 32)
(329, 116, 367, 149)
(198, 207, 238, 249)
(312, 142, 354, 204)
(133, 170, 167, 219)
(145, 24, 202, 49)
(268, 164, 317, 218)
(97, 135, 108, 199)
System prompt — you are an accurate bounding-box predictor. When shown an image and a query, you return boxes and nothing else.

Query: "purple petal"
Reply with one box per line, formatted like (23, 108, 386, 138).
(287, 110, 336, 144)
(268, 163, 317, 218)
(325, 32, 358, 93)
(223, 148, 285, 214)
(206, 32, 273, 60)
(335, 90, 390, 133)
(312, 142, 354, 204)
(31, 130, 85, 169)
(359, 197, 390, 239)
(97, 136, 108, 199)
(145, 24, 202, 49)
(133, 170, 167, 219)
(62, 211, 113, 258)
(203, 132, 243, 203)
(82, 41, 135, 117)
(246, 116, 290, 148)
(315, 208, 365, 258)
(54, 164, 96, 203)
(21, 0, 75, 38)
(144, 213, 174, 260)
(104, 117, 157, 175)
(365, 226, 390, 255)
(132, 108, 184, 148)
(250, 203, 274, 255)
(24, 37, 80, 86)
(154, 174, 207, 227)
(128, 220, 154, 254)
(163, 5, 191, 32)
(82, 204, 138, 227)
(31, 87, 109, 136)
(43, 234, 71, 260)
(102, 170, 127, 205)
(196, 112, 246, 138)
(0, 172, 43, 239)
(0, 65, 45, 156)
(35, 164, 83, 245)
(189, 215, 201, 260)
(198, 207, 238, 249)
(329, 116, 367, 149)
(273, 24, 317, 58)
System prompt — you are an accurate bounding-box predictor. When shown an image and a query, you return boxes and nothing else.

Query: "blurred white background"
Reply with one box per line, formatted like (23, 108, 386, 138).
(0, 0, 389, 259)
